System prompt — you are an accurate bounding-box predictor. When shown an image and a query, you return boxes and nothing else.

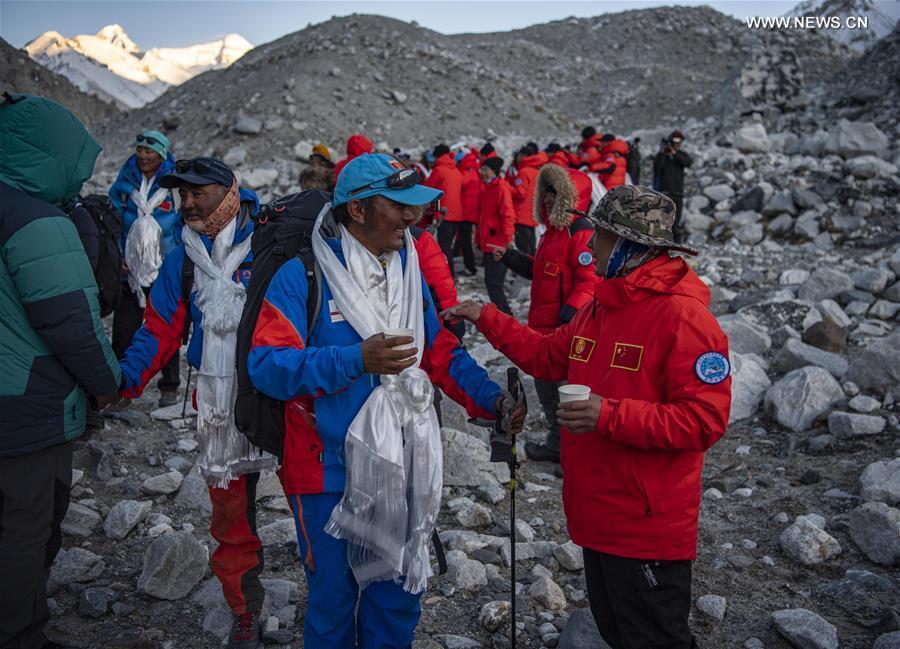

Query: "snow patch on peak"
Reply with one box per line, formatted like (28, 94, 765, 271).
(95, 24, 140, 53)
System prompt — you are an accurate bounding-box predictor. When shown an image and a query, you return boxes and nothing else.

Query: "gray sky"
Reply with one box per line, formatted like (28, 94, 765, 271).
(1, 0, 802, 49)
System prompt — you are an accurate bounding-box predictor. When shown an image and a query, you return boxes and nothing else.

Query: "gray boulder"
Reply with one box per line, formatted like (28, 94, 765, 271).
(827, 411, 886, 438)
(847, 156, 897, 179)
(875, 632, 900, 649)
(442, 428, 509, 487)
(137, 531, 208, 600)
(823, 119, 889, 158)
(860, 458, 900, 505)
(50, 547, 105, 585)
(844, 332, 900, 394)
(734, 123, 770, 153)
(103, 500, 152, 539)
(233, 116, 262, 135)
(703, 184, 735, 203)
(696, 594, 727, 622)
(771, 608, 838, 649)
(729, 353, 771, 423)
(774, 338, 848, 378)
(849, 502, 900, 566)
(478, 601, 510, 633)
(528, 576, 567, 612)
(798, 269, 854, 302)
(61, 502, 102, 537)
(174, 462, 211, 512)
(765, 367, 844, 432)
(853, 267, 894, 294)
(719, 317, 771, 356)
(779, 515, 842, 565)
(558, 607, 612, 649)
(140, 470, 184, 495)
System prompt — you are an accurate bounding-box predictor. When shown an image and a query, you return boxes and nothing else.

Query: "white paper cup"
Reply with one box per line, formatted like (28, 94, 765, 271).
(384, 327, 415, 351)
(559, 384, 591, 403)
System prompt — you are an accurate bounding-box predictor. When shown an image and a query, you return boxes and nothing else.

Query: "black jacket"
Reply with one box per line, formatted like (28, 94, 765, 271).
(653, 149, 692, 196)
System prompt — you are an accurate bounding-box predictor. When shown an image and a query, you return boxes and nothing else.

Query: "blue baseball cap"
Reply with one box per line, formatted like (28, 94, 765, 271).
(333, 153, 442, 207)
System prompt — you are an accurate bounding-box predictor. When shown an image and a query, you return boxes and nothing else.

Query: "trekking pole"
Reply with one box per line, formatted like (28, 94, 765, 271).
(181, 366, 193, 418)
(506, 367, 520, 649)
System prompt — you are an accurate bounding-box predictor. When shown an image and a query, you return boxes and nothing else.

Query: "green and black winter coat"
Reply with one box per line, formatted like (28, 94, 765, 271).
(0, 93, 121, 457)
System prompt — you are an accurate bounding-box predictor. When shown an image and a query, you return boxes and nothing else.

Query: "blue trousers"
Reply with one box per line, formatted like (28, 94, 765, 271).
(288, 493, 422, 649)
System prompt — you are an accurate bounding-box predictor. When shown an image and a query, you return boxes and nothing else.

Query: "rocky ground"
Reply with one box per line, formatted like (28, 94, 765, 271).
(29, 16, 900, 649)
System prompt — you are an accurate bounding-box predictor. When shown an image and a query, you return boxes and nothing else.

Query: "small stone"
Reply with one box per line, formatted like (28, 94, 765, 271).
(103, 500, 152, 539)
(735, 445, 751, 455)
(771, 608, 838, 649)
(528, 576, 567, 612)
(78, 586, 118, 618)
(704, 488, 724, 500)
(140, 471, 184, 496)
(137, 531, 208, 600)
(860, 458, 900, 505)
(456, 500, 493, 529)
(828, 411, 886, 438)
(780, 516, 842, 565)
(553, 541, 584, 571)
(233, 116, 262, 135)
(479, 600, 510, 632)
(50, 547, 105, 585)
(733, 488, 753, 498)
(61, 502, 102, 537)
(696, 594, 727, 622)
(874, 632, 900, 649)
(258, 518, 296, 547)
(849, 502, 900, 566)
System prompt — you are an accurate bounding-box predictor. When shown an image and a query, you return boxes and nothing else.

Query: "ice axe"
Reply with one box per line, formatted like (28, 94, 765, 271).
(470, 367, 525, 647)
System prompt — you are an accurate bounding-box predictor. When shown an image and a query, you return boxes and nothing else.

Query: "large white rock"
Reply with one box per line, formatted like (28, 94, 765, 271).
(771, 608, 838, 649)
(765, 367, 844, 432)
(729, 353, 771, 423)
(848, 502, 900, 566)
(779, 515, 842, 565)
(528, 576, 567, 612)
(860, 458, 900, 505)
(823, 119, 889, 158)
(734, 123, 770, 153)
(240, 168, 279, 190)
(137, 531, 208, 600)
(703, 184, 735, 203)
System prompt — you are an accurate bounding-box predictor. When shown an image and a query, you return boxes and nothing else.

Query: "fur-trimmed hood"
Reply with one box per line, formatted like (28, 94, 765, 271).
(534, 164, 593, 230)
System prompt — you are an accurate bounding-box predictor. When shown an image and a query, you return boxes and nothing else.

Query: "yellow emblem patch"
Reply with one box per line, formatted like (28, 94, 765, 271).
(568, 336, 596, 363)
(610, 342, 644, 372)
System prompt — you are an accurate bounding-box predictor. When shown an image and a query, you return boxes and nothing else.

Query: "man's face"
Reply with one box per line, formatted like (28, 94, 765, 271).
(587, 228, 620, 277)
(136, 146, 163, 175)
(672, 139, 683, 151)
(542, 188, 556, 215)
(348, 194, 423, 254)
(479, 166, 496, 182)
(179, 182, 227, 229)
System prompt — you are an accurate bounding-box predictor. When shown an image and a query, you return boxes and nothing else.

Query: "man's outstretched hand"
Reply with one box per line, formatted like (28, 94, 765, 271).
(361, 334, 417, 375)
(441, 299, 484, 324)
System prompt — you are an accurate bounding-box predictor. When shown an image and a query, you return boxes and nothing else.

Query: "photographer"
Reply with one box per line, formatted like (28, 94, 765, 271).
(652, 130, 692, 243)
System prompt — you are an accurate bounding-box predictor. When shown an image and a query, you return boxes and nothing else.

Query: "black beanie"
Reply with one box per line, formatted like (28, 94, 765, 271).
(482, 157, 504, 176)
(480, 142, 495, 156)
(521, 143, 538, 156)
(546, 142, 562, 153)
(433, 144, 450, 158)
(581, 126, 596, 140)
(601, 133, 615, 142)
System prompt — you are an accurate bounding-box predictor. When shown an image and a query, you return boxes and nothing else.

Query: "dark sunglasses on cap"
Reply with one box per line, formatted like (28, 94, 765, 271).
(136, 134, 162, 147)
(348, 167, 421, 198)
(174, 157, 231, 176)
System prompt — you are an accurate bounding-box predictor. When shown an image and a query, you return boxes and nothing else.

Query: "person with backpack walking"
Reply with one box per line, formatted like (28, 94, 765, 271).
(495, 164, 598, 466)
(117, 157, 277, 649)
(444, 185, 731, 649)
(246, 153, 524, 649)
(108, 130, 183, 407)
(0, 93, 121, 649)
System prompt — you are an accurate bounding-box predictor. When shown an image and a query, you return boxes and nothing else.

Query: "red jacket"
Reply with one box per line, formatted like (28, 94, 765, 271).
(477, 254, 731, 560)
(505, 165, 597, 332)
(510, 153, 545, 228)
(577, 134, 606, 172)
(457, 149, 481, 224)
(424, 154, 464, 222)
(475, 177, 515, 252)
(597, 139, 629, 189)
(548, 150, 571, 168)
(333, 134, 373, 183)
(411, 227, 458, 313)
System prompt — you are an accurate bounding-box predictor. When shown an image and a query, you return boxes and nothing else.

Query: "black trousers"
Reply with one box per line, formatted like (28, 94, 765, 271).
(534, 379, 560, 450)
(483, 256, 511, 315)
(0, 442, 73, 649)
(438, 220, 476, 276)
(112, 285, 181, 392)
(514, 224, 536, 256)
(583, 548, 697, 649)
(664, 192, 685, 243)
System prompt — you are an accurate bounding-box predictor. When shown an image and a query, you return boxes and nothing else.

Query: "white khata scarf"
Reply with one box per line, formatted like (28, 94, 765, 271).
(313, 208, 442, 595)
(183, 217, 278, 487)
(125, 176, 169, 307)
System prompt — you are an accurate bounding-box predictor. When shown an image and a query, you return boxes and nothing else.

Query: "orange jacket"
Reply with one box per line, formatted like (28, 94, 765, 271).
(333, 134, 373, 183)
(476, 254, 731, 560)
(424, 153, 464, 222)
(577, 134, 606, 172)
(510, 153, 545, 228)
(475, 177, 516, 252)
(548, 150, 572, 168)
(457, 149, 481, 224)
(597, 139, 629, 189)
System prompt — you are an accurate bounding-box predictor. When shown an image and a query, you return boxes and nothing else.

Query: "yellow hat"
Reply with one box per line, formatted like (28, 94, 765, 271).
(312, 143, 332, 161)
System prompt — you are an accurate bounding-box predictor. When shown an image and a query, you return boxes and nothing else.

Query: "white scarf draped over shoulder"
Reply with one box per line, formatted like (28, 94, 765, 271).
(183, 216, 278, 487)
(125, 175, 169, 307)
(313, 208, 442, 595)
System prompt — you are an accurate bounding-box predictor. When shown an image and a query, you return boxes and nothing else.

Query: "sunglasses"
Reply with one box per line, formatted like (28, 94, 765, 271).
(136, 134, 161, 147)
(348, 167, 420, 198)
(174, 157, 230, 177)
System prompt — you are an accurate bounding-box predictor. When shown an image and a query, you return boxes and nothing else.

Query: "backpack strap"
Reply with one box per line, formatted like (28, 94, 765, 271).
(297, 247, 323, 339)
(431, 529, 448, 575)
(180, 255, 195, 345)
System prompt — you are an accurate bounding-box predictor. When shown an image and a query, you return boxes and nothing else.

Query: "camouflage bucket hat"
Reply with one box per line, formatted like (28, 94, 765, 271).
(588, 185, 699, 255)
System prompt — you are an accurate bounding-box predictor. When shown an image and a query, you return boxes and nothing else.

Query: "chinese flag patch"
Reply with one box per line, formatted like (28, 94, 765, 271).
(610, 342, 643, 372)
(568, 336, 596, 363)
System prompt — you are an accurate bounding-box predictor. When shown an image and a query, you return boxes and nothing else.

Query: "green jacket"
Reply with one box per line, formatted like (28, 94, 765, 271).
(0, 94, 121, 457)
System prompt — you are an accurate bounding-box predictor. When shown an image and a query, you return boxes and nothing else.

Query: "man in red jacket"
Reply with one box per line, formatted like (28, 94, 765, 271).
(596, 137, 629, 190)
(510, 144, 544, 256)
(333, 133, 374, 183)
(445, 185, 731, 649)
(577, 126, 606, 173)
(456, 147, 481, 276)
(497, 164, 598, 464)
(475, 156, 515, 315)
(424, 144, 465, 276)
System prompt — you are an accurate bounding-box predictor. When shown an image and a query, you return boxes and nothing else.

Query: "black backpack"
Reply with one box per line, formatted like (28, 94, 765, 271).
(79, 194, 123, 317)
(234, 189, 331, 458)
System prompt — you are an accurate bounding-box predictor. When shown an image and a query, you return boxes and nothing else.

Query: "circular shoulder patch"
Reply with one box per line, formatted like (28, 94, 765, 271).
(578, 252, 594, 266)
(515, 177, 523, 185)
(695, 352, 730, 385)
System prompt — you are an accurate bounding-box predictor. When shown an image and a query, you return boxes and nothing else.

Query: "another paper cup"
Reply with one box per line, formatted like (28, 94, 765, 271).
(559, 384, 591, 403)
(384, 327, 415, 351)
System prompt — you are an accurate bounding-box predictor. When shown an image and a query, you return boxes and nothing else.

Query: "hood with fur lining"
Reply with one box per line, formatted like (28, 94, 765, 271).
(534, 164, 593, 230)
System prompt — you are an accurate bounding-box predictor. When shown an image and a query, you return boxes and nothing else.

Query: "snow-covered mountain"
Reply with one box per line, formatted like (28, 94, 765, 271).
(787, 0, 899, 51)
(24, 24, 252, 109)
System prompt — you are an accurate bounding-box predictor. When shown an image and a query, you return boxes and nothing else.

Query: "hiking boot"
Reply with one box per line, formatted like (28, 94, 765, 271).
(553, 463, 564, 479)
(158, 390, 179, 408)
(85, 407, 105, 432)
(458, 268, 477, 278)
(227, 612, 260, 649)
(524, 441, 560, 464)
(104, 397, 132, 413)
